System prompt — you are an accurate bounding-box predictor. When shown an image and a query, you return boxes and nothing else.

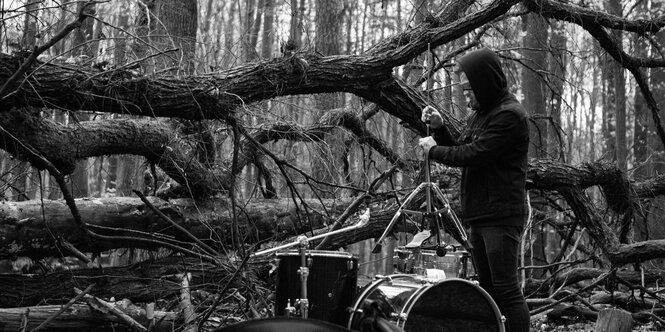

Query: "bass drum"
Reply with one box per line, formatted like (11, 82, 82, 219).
(275, 250, 358, 326)
(348, 274, 505, 332)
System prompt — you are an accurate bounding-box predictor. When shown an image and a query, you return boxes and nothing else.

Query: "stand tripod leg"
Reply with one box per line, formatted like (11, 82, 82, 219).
(425, 186, 478, 276)
(372, 182, 429, 253)
(431, 186, 469, 240)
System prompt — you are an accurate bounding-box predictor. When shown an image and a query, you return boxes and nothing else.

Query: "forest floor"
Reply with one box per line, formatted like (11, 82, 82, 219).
(343, 277, 665, 332)
(212, 303, 662, 331)
(213, 314, 660, 331)
(531, 315, 662, 332)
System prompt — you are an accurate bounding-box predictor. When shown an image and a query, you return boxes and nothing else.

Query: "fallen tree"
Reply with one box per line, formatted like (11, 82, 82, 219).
(0, 302, 179, 332)
(0, 159, 660, 262)
(0, 256, 252, 308)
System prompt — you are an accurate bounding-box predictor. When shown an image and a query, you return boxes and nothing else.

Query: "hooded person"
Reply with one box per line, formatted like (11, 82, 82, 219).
(419, 48, 531, 332)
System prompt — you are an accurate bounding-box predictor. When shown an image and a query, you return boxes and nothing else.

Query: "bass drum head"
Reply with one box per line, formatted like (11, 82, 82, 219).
(347, 274, 428, 331)
(401, 278, 505, 332)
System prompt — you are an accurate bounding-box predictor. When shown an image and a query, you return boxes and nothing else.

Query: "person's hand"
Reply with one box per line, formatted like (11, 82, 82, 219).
(418, 136, 436, 156)
(421, 106, 444, 129)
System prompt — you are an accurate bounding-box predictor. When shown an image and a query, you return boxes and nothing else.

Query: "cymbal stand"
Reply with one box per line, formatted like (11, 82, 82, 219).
(372, 125, 470, 254)
(252, 217, 369, 257)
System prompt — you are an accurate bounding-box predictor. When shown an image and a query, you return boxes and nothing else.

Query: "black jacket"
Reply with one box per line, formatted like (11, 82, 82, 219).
(429, 48, 529, 226)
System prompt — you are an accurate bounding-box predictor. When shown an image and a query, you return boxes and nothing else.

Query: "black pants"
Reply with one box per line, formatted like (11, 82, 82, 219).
(470, 225, 530, 332)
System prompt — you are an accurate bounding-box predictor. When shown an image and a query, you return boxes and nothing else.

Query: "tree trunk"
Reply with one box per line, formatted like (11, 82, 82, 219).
(221, 1, 238, 69)
(548, 21, 566, 161)
(289, 0, 305, 47)
(260, 0, 275, 59)
(605, 0, 627, 171)
(149, 0, 198, 74)
(650, 1, 665, 176)
(242, 0, 260, 62)
(71, 2, 96, 59)
(312, 0, 346, 199)
(0, 159, 664, 262)
(0, 256, 247, 307)
(551, 267, 665, 289)
(595, 308, 633, 332)
(632, 0, 650, 244)
(67, 2, 96, 199)
(644, 0, 665, 267)
(522, 12, 549, 158)
(21, 0, 40, 50)
(521, 12, 550, 279)
(632, 2, 650, 181)
(0, 195, 404, 259)
(0, 303, 177, 331)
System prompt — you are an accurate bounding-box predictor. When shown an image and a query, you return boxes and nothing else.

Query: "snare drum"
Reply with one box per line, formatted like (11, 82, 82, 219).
(348, 274, 505, 332)
(275, 250, 358, 326)
(393, 246, 473, 279)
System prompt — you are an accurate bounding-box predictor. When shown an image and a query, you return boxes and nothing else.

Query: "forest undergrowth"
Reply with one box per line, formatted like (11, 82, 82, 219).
(531, 316, 660, 332)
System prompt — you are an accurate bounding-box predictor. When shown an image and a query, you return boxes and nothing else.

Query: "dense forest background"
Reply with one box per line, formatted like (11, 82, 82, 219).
(1, 0, 665, 331)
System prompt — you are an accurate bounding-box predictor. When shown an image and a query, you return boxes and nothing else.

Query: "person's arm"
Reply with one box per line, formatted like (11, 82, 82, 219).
(431, 126, 457, 146)
(428, 109, 522, 167)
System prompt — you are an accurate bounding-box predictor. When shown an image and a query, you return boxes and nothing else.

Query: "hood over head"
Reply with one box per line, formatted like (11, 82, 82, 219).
(456, 48, 508, 111)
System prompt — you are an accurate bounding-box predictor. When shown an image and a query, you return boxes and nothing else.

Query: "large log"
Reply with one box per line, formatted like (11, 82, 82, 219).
(0, 256, 249, 308)
(0, 302, 177, 332)
(561, 187, 665, 264)
(0, 195, 410, 260)
(0, 0, 504, 133)
(1, 162, 665, 263)
(591, 291, 665, 310)
(552, 267, 665, 289)
(546, 304, 598, 321)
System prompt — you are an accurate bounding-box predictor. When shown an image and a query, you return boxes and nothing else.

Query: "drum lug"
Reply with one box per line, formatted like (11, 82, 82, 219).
(347, 259, 354, 271)
(285, 299, 296, 317)
(391, 312, 408, 322)
(297, 266, 310, 279)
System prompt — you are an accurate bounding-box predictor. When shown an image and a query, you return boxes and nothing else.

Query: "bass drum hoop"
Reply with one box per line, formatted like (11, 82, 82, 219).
(397, 278, 505, 332)
(347, 274, 427, 330)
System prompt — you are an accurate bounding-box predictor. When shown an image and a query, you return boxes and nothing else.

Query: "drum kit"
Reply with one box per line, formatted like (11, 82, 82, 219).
(217, 140, 506, 332)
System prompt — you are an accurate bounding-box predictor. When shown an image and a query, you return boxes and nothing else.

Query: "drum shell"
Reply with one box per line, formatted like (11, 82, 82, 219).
(348, 275, 504, 332)
(275, 250, 358, 325)
(393, 247, 473, 278)
(347, 274, 426, 330)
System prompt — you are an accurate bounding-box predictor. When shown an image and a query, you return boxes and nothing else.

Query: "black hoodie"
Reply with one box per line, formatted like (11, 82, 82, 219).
(429, 48, 530, 226)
